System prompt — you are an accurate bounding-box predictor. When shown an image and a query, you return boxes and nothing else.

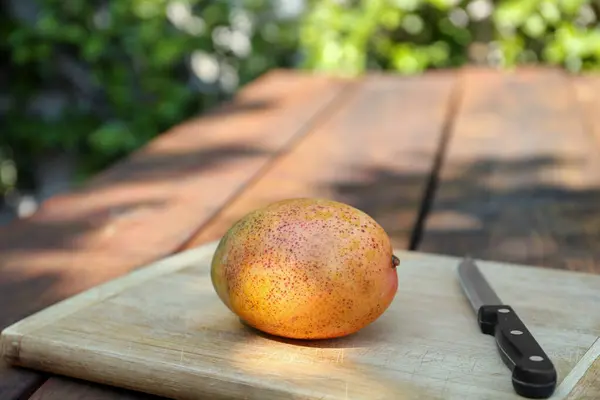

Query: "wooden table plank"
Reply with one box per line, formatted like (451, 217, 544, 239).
(567, 357, 600, 400)
(419, 67, 600, 273)
(574, 74, 600, 148)
(0, 70, 349, 400)
(185, 72, 457, 251)
(0, 365, 44, 400)
(21, 71, 461, 400)
(9, 68, 600, 400)
(29, 377, 162, 400)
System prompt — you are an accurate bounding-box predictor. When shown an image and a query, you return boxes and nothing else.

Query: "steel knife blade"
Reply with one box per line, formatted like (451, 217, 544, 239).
(457, 257, 557, 399)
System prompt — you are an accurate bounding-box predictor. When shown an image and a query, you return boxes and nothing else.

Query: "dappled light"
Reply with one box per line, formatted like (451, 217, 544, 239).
(1, 2, 600, 399)
(228, 339, 416, 399)
(3, 237, 597, 399)
(329, 156, 600, 272)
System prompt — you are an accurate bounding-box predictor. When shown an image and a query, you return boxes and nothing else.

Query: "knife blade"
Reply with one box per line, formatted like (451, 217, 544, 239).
(457, 257, 557, 399)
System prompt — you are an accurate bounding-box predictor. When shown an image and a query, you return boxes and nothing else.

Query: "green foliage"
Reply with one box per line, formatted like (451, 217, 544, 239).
(2, 0, 599, 196)
(1, 0, 298, 191)
(0, 148, 18, 196)
(299, 0, 600, 75)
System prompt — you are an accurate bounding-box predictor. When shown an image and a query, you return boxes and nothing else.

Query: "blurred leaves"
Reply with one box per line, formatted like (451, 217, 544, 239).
(1, 0, 298, 193)
(1, 0, 599, 197)
(299, 0, 600, 74)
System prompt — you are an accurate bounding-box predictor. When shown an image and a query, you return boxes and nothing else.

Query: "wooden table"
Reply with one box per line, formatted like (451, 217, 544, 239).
(1, 67, 599, 399)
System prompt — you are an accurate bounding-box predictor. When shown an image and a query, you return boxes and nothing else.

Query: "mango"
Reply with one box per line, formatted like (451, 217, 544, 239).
(210, 198, 399, 340)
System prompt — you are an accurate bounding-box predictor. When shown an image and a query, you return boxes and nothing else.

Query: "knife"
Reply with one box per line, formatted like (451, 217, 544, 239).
(457, 257, 557, 399)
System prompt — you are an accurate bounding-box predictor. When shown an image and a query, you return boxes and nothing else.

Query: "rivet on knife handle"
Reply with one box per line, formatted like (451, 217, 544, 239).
(479, 305, 557, 399)
(457, 257, 557, 399)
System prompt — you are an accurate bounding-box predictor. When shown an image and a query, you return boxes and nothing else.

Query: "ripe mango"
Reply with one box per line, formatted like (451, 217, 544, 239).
(210, 198, 399, 340)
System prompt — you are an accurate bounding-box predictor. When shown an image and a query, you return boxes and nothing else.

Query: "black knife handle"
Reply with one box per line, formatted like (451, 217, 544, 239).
(478, 305, 557, 399)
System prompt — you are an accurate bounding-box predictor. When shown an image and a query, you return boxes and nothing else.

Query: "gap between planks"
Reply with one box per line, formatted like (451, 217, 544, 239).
(417, 67, 600, 272)
(24, 70, 459, 398)
(181, 71, 458, 251)
(175, 79, 358, 252)
(408, 70, 466, 251)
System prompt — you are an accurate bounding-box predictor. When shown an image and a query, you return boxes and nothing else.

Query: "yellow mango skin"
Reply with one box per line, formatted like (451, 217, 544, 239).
(210, 198, 398, 340)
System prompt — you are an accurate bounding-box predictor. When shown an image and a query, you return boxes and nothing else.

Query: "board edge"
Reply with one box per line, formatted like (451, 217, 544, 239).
(0, 240, 220, 364)
(3, 332, 317, 400)
(553, 337, 600, 399)
(1, 243, 598, 398)
(394, 249, 600, 280)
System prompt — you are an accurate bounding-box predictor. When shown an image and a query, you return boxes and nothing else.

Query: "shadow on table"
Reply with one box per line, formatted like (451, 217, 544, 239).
(83, 96, 275, 189)
(27, 375, 164, 400)
(2, 151, 600, 322)
(329, 155, 600, 272)
(0, 139, 273, 330)
(88, 142, 270, 189)
(0, 138, 277, 398)
(1, 151, 599, 399)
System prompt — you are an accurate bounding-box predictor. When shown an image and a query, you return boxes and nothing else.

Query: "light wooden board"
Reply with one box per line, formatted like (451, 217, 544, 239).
(20, 72, 458, 400)
(2, 241, 599, 400)
(0, 69, 348, 399)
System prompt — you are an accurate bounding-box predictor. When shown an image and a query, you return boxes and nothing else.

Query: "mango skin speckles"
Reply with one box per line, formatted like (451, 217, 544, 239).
(210, 198, 399, 340)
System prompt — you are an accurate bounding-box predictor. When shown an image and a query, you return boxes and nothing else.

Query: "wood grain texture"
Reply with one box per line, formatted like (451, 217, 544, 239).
(563, 339, 600, 400)
(0, 70, 348, 399)
(573, 74, 600, 148)
(2, 241, 599, 400)
(419, 67, 600, 272)
(566, 356, 600, 400)
(186, 72, 457, 251)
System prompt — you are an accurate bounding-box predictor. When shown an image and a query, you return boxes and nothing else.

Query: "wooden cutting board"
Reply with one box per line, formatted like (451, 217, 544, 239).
(1, 241, 599, 400)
